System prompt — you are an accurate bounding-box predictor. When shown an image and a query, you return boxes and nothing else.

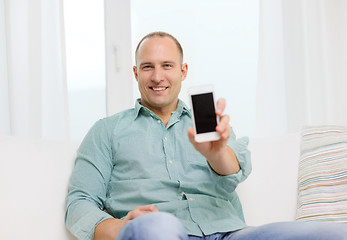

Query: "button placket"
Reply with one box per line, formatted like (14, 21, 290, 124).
(163, 131, 179, 181)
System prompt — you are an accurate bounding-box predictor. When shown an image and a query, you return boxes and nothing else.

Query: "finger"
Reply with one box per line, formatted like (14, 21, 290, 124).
(136, 204, 158, 212)
(220, 123, 231, 140)
(216, 98, 226, 116)
(124, 210, 137, 221)
(216, 114, 230, 133)
(125, 210, 147, 221)
(126, 205, 158, 221)
(187, 127, 196, 145)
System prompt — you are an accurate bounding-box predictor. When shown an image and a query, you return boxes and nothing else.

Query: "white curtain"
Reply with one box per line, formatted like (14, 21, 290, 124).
(257, 0, 347, 137)
(0, 0, 69, 140)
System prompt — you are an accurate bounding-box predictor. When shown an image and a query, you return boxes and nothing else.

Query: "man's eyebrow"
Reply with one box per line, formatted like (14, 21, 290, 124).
(139, 61, 176, 66)
(139, 62, 152, 66)
(163, 61, 176, 64)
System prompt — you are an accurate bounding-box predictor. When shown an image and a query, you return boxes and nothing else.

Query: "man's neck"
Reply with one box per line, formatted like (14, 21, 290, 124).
(142, 100, 179, 127)
(152, 107, 176, 127)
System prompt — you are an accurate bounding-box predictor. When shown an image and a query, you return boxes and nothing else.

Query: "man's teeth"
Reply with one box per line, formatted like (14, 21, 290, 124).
(152, 87, 166, 91)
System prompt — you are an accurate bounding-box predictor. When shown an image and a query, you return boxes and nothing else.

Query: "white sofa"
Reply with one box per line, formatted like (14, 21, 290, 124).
(0, 133, 300, 239)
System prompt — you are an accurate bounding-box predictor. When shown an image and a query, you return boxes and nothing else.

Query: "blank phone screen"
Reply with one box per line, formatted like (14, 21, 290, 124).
(191, 93, 217, 134)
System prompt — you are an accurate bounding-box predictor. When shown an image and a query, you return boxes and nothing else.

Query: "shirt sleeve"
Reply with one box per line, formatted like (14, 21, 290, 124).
(65, 119, 115, 240)
(209, 127, 252, 192)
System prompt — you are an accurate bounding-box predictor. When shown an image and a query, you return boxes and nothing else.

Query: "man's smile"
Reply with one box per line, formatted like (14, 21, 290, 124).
(150, 86, 168, 91)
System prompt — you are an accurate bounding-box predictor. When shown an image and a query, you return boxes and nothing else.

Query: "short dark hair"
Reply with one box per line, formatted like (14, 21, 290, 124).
(135, 31, 184, 64)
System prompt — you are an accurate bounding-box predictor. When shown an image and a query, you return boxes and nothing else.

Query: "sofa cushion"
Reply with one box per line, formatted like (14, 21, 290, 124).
(296, 126, 347, 223)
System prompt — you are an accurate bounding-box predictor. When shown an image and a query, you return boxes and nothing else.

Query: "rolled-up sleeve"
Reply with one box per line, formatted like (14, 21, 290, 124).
(209, 127, 252, 192)
(65, 119, 114, 240)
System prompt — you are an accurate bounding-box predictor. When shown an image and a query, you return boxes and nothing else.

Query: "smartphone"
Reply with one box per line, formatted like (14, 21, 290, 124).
(188, 85, 220, 143)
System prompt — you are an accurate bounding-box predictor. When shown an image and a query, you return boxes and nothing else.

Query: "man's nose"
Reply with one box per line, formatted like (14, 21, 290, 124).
(151, 68, 164, 84)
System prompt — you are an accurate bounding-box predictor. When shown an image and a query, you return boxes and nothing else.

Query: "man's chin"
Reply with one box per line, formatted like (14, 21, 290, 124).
(145, 99, 177, 110)
(150, 102, 169, 108)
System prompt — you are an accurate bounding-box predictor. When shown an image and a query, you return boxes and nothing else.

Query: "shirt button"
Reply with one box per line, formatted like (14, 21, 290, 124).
(157, 120, 161, 124)
(169, 160, 173, 164)
(164, 137, 168, 141)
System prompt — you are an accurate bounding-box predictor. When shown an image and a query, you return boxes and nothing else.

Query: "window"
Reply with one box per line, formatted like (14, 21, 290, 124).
(64, 0, 106, 141)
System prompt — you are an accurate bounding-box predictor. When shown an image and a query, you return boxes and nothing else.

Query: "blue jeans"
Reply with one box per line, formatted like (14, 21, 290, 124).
(117, 212, 347, 240)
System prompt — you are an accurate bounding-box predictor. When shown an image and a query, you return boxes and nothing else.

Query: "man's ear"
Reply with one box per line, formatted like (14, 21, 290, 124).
(133, 66, 138, 81)
(181, 63, 188, 81)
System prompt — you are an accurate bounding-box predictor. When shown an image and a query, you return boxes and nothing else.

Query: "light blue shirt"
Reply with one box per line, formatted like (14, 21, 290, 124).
(65, 99, 252, 240)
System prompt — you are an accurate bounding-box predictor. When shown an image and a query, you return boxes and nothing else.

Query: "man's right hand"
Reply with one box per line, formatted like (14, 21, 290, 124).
(123, 205, 159, 224)
(94, 205, 158, 240)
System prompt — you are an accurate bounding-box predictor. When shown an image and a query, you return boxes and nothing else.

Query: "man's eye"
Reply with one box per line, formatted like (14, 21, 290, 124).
(164, 64, 172, 68)
(142, 65, 151, 70)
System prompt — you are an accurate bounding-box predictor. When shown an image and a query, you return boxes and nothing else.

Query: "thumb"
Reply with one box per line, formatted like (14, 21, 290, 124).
(187, 127, 196, 145)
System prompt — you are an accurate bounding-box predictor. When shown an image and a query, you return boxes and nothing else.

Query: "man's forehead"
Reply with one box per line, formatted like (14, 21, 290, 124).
(136, 36, 181, 63)
(139, 36, 177, 51)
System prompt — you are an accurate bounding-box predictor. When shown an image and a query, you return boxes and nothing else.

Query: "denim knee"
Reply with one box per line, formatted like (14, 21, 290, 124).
(230, 221, 347, 240)
(118, 212, 188, 240)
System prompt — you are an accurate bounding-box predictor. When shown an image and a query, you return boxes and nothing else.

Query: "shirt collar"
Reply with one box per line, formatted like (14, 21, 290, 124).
(176, 99, 191, 117)
(133, 98, 191, 121)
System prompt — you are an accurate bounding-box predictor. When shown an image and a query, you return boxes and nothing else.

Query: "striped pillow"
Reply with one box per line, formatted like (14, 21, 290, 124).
(296, 125, 347, 223)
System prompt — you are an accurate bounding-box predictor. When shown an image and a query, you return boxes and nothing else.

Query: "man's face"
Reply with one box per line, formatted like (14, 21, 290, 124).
(133, 36, 188, 113)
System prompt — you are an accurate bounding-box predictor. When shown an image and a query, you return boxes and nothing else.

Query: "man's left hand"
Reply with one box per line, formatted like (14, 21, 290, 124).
(188, 98, 230, 156)
(188, 98, 240, 175)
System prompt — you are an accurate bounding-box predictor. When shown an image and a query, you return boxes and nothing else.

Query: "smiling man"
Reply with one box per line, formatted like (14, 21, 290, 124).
(65, 32, 347, 240)
(65, 31, 247, 239)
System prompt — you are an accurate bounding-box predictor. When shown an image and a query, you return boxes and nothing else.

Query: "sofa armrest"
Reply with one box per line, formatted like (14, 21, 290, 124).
(237, 134, 300, 226)
(0, 135, 79, 240)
